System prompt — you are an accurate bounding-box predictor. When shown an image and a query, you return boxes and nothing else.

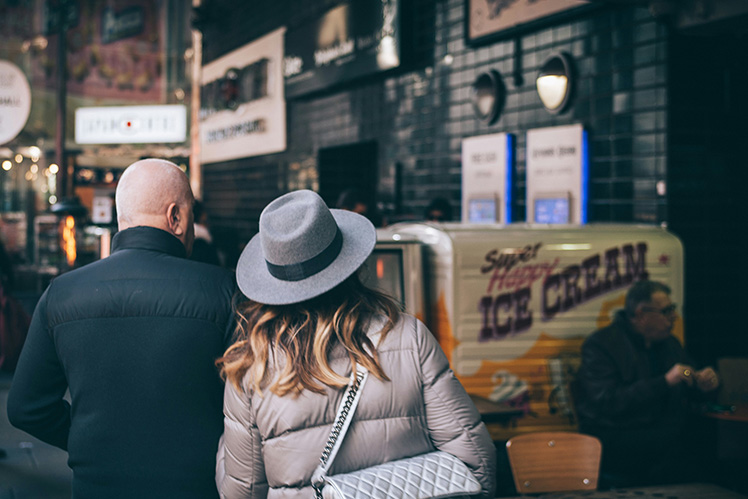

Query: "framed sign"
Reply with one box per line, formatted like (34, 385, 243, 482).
(466, 0, 593, 45)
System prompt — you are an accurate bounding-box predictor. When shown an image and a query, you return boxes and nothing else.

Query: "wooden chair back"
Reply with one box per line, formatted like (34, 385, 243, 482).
(506, 431, 601, 494)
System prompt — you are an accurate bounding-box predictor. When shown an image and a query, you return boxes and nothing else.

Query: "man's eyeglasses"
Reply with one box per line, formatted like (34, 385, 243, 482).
(642, 303, 677, 316)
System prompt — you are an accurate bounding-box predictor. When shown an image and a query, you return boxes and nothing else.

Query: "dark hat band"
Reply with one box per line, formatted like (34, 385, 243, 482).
(265, 227, 343, 282)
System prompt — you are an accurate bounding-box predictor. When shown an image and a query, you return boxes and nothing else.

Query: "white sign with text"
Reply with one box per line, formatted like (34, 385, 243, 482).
(75, 105, 187, 144)
(200, 27, 286, 163)
(92, 195, 114, 224)
(526, 124, 587, 224)
(461, 133, 512, 223)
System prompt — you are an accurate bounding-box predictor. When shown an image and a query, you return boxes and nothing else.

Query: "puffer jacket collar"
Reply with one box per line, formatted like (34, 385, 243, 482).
(111, 226, 186, 258)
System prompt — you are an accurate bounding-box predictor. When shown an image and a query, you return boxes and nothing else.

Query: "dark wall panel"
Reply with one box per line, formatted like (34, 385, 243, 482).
(667, 33, 748, 362)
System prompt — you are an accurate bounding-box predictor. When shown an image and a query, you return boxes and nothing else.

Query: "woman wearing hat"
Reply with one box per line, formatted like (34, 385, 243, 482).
(216, 190, 496, 498)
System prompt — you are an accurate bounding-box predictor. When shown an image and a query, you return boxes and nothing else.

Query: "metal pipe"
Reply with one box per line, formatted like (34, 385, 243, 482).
(55, 1, 68, 197)
(190, 0, 203, 200)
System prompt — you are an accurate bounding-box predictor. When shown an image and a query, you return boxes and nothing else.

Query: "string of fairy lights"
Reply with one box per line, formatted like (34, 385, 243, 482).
(1, 146, 60, 207)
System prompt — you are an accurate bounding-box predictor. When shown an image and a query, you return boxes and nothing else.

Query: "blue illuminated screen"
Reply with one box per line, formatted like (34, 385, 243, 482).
(534, 197, 570, 224)
(468, 198, 497, 223)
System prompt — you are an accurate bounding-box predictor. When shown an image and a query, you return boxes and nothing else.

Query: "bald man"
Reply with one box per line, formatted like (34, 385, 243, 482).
(8, 159, 236, 499)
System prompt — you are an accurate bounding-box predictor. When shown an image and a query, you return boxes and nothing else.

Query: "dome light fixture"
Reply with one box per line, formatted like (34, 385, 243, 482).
(536, 53, 574, 114)
(471, 70, 505, 125)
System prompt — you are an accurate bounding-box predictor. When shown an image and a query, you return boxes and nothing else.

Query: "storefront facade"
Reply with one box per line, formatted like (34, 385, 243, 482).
(2, 0, 747, 361)
(197, 0, 747, 362)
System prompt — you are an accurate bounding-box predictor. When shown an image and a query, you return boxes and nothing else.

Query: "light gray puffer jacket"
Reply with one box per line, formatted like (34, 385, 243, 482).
(217, 314, 497, 498)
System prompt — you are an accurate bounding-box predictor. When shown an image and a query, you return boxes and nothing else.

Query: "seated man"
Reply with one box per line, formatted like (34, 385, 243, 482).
(574, 280, 719, 488)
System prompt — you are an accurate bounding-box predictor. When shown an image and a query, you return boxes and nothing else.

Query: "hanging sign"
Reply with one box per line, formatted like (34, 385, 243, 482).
(75, 105, 186, 144)
(0, 61, 32, 145)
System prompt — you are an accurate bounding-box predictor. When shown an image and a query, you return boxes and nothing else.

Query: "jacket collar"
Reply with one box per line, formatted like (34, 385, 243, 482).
(111, 226, 187, 259)
(614, 310, 648, 350)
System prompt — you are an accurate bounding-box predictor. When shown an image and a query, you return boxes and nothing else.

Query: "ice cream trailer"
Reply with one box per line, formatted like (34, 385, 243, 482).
(362, 223, 684, 440)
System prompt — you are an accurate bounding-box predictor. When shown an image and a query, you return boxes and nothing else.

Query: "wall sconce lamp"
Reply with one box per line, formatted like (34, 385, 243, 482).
(536, 52, 574, 114)
(471, 69, 505, 125)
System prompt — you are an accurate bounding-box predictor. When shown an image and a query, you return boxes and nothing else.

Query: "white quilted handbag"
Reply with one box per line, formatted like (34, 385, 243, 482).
(311, 367, 482, 499)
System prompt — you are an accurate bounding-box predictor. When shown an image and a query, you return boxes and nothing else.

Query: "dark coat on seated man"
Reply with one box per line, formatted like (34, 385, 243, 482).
(575, 280, 719, 488)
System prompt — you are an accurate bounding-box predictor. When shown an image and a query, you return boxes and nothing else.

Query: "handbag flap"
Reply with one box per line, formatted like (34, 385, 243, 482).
(324, 451, 481, 499)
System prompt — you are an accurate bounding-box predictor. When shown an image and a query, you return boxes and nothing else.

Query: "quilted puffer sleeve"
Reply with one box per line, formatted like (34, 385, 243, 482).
(217, 382, 268, 499)
(416, 318, 497, 498)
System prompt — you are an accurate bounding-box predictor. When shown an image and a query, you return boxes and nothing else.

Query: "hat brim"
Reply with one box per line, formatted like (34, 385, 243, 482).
(236, 209, 376, 305)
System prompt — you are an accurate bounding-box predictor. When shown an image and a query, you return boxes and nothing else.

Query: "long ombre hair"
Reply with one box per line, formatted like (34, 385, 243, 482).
(218, 273, 401, 396)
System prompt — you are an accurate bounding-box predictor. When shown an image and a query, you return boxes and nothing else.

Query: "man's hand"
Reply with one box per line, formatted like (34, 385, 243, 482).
(694, 367, 719, 392)
(665, 363, 695, 387)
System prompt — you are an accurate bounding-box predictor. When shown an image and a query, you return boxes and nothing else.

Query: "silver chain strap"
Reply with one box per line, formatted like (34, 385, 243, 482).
(313, 370, 366, 499)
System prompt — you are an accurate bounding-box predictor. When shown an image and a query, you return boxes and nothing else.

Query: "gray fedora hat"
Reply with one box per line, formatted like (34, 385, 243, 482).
(236, 190, 376, 305)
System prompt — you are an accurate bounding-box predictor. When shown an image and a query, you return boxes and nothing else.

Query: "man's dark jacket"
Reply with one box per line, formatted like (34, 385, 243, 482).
(8, 227, 236, 499)
(575, 310, 691, 433)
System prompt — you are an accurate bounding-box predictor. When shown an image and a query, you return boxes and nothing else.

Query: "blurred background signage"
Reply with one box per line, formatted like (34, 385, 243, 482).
(526, 124, 588, 225)
(461, 133, 514, 224)
(91, 193, 113, 224)
(75, 105, 187, 144)
(200, 27, 286, 163)
(0, 61, 32, 145)
(37, 0, 164, 103)
(284, 0, 399, 98)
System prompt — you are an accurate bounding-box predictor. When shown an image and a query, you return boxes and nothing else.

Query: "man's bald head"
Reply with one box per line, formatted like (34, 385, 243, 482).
(116, 159, 195, 253)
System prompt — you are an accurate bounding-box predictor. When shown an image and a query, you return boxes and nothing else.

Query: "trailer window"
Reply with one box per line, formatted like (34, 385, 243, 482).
(361, 249, 404, 307)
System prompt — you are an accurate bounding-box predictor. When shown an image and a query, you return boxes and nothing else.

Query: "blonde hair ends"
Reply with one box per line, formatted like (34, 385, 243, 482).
(218, 275, 400, 396)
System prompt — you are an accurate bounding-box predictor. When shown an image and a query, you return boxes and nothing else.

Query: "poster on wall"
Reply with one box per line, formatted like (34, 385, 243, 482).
(34, 0, 165, 102)
(461, 133, 514, 224)
(284, 0, 399, 98)
(466, 0, 591, 45)
(526, 124, 588, 225)
(0, 61, 32, 145)
(200, 28, 286, 164)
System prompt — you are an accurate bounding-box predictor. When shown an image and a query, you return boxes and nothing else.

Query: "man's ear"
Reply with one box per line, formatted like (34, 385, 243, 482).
(166, 202, 184, 236)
